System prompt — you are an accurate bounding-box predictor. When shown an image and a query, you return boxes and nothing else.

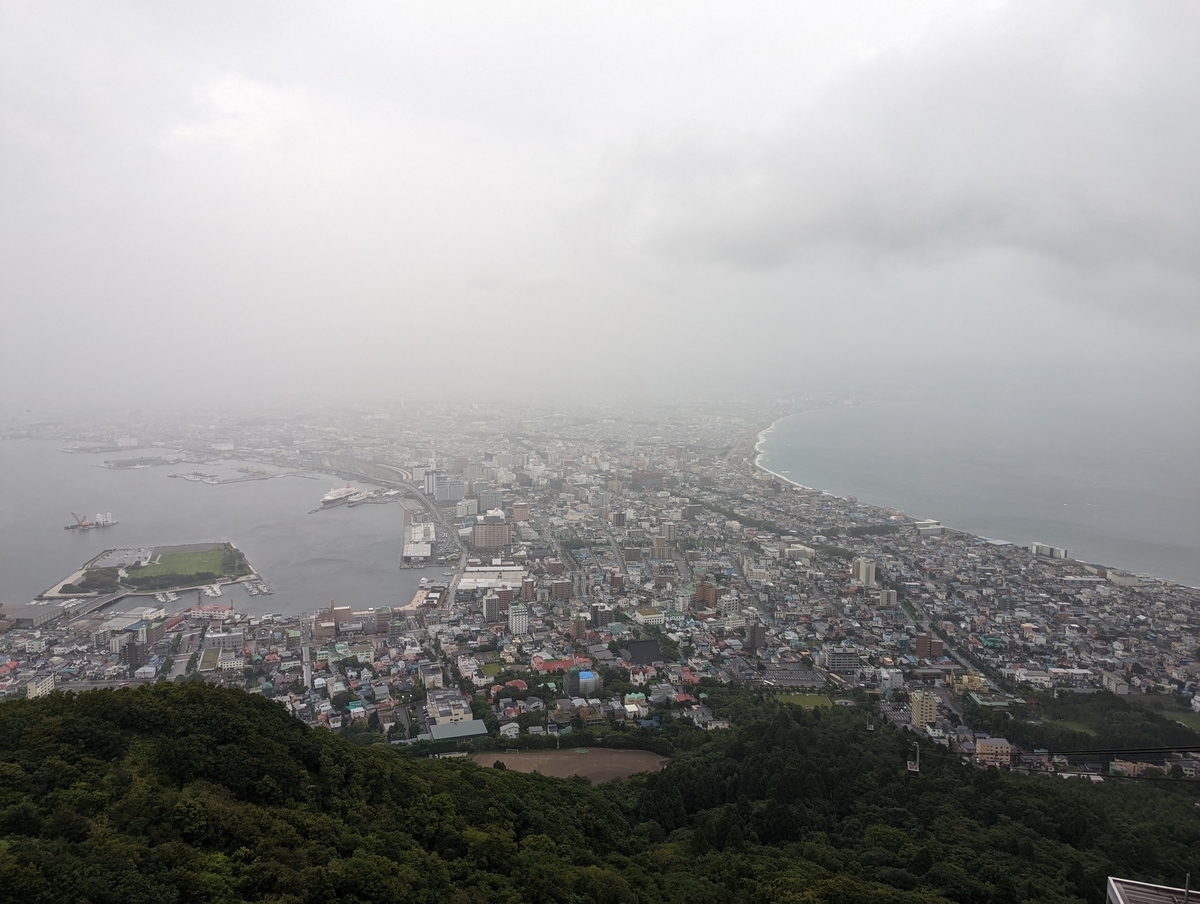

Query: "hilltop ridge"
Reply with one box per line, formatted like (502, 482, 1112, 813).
(1, 683, 1198, 903)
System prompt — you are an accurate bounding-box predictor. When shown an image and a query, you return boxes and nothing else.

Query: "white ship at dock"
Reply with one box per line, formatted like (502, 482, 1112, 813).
(320, 483, 358, 508)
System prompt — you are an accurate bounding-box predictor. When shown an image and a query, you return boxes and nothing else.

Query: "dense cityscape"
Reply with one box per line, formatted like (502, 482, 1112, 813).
(5, 4, 1199, 901)
(3, 399, 1197, 781)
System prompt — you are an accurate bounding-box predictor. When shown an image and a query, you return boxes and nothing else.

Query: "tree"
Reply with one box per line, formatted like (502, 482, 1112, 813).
(5, 680, 1200, 904)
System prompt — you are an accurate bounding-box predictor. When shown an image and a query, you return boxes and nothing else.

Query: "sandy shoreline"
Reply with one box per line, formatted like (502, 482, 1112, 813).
(754, 412, 819, 493)
(750, 410, 977, 538)
(750, 411, 1109, 574)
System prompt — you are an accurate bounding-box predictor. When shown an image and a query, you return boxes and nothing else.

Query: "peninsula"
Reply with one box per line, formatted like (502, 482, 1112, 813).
(45, 541, 255, 598)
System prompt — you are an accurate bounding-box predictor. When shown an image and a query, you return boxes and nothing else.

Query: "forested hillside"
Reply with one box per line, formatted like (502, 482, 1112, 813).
(1, 684, 1197, 904)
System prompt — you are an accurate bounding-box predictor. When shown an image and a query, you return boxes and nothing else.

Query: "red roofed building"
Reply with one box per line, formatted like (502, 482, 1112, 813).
(533, 658, 574, 674)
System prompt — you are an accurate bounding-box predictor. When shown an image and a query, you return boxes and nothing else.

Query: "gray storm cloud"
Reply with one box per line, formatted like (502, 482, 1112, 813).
(0, 1, 1196, 410)
(606, 5, 1200, 326)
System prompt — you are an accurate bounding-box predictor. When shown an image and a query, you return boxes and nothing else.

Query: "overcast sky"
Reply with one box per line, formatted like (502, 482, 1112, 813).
(2, 1, 1197, 410)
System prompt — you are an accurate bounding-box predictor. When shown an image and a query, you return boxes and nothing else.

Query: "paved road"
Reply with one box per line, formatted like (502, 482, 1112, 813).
(165, 630, 200, 679)
(603, 525, 628, 576)
(912, 606, 974, 672)
(64, 590, 127, 619)
(723, 427, 763, 464)
(443, 548, 469, 602)
(60, 678, 155, 690)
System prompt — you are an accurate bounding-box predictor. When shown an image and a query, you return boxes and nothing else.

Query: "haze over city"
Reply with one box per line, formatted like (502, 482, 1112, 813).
(3, 2, 1198, 411)
(5, 7, 1200, 903)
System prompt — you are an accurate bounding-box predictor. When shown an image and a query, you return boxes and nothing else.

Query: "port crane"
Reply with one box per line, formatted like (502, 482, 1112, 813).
(65, 512, 116, 531)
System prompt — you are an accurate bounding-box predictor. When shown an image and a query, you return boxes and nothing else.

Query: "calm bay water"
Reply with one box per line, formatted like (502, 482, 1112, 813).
(759, 393, 1200, 587)
(0, 441, 443, 613)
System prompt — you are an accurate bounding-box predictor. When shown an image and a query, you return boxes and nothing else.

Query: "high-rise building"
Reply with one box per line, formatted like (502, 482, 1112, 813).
(747, 622, 767, 650)
(590, 602, 614, 626)
(878, 588, 898, 607)
(23, 674, 55, 698)
(823, 645, 862, 673)
(568, 614, 587, 640)
(472, 522, 514, 550)
(482, 594, 501, 623)
(659, 522, 678, 542)
(121, 640, 147, 670)
(694, 582, 719, 607)
(1030, 542, 1068, 560)
(910, 689, 938, 728)
(851, 557, 877, 588)
(435, 477, 464, 502)
(476, 490, 504, 512)
(915, 632, 944, 660)
(508, 602, 529, 636)
(566, 667, 602, 696)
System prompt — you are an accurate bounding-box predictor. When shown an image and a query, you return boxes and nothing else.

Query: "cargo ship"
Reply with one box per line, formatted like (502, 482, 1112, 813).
(64, 512, 118, 531)
(321, 484, 358, 508)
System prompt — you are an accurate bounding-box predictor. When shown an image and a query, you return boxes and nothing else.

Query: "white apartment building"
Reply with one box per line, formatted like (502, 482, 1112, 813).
(508, 602, 530, 635)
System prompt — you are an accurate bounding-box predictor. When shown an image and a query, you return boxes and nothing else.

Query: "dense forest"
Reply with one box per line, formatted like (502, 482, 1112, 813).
(1, 683, 1198, 904)
(964, 690, 1200, 755)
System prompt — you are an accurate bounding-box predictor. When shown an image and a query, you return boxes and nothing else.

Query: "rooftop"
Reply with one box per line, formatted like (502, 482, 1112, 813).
(1107, 877, 1194, 904)
(428, 720, 489, 742)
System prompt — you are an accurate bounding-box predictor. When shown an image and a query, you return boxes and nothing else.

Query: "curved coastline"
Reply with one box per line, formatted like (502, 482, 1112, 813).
(754, 407, 1054, 545)
(754, 413, 816, 492)
(754, 405, 859, 492)
(754, 414, 984, 535)
(751, 408, 1198, 588)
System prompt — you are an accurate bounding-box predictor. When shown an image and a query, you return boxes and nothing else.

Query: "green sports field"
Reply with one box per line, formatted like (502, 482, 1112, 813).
(776, 693, 832, 708)
(133, 546, 226, 579)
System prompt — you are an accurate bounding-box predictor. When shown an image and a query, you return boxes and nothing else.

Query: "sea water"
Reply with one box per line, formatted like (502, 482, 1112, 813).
(0, 440, 444, 612)
(758, 392, 1200, 587)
